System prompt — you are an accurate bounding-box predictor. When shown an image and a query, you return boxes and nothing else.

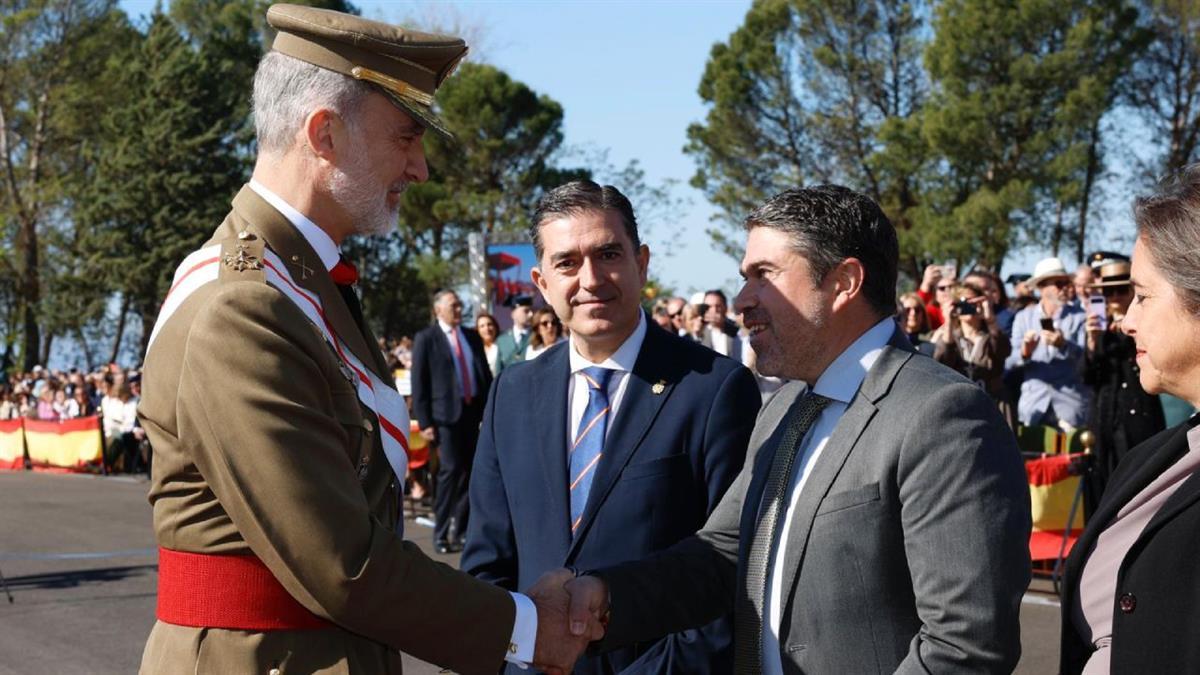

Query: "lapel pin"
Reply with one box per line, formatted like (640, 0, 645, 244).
(652, 380, 666, 395)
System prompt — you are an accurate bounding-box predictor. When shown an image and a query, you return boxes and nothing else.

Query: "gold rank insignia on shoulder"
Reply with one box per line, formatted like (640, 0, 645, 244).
(652, 380, 666, 395)
(223, 244, 261, 272)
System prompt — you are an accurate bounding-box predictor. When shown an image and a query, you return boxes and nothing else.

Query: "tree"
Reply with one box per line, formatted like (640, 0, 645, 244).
(73, 9, 246, 357)
(0, 0, 131, 369)
(915, 0, 1140, 270)
(1126, 0, 1200, 177)
(686, 0, 928, 260)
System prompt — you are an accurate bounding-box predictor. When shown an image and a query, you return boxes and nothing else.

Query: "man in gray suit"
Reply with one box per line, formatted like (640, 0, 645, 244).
(546, 185, 1031, 674)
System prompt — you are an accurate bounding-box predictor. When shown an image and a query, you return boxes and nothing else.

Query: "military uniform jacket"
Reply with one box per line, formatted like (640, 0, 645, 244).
(138, 185, 513, 674)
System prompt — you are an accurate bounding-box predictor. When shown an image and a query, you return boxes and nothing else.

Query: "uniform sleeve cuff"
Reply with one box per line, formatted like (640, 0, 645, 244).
(505, 592, 537, 668)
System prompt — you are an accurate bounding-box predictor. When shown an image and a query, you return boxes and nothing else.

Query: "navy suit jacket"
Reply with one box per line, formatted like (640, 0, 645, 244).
(462, 321, 761, 674)
(411, 323, 492, 429)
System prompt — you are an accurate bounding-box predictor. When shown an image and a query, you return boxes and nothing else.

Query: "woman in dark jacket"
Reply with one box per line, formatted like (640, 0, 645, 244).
(1061, 166, 1200, 674)
(1083, 258, 1166, 511)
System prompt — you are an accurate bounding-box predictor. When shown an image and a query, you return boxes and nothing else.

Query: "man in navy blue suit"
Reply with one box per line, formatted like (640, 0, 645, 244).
(462, 180, 761, 674)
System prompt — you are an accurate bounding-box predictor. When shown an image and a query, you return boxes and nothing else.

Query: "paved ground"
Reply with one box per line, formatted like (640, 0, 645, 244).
(0, 471, 1062, 674)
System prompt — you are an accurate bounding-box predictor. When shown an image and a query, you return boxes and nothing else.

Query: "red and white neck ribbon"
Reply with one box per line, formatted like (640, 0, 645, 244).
(148, 245, 410, 486)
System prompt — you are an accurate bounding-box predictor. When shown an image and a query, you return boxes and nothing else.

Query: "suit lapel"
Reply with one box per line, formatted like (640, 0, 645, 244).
(777, 334, 911, 614)
(567, 325, 674, 558)
(230, 187, 386, 384)
(1066, 423, 1193, 587)
(532, 346, 574, 544)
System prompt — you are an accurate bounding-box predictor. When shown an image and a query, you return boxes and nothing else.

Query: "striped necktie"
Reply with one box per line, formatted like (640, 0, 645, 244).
(734, 392, 832, 674)
(569, 366, 613, 536)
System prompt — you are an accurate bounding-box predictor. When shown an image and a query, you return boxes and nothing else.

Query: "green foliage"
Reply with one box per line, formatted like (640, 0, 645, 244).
(73, 9, 247, 355)
(688, 0, 928, 262)
(1126, 0, 1200, 177)
(918, 0, 1142, 268)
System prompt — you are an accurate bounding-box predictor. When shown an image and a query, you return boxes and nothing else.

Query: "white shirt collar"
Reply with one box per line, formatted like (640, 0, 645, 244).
(437, 319, 459, 335)
(810, 317, 895, 404)
(568, 311, 647, 374)
(248, 179, 340, 272)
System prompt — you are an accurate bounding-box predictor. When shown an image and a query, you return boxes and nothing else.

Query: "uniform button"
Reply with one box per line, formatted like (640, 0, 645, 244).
(1130, 409, 1137, 415)
(268, 669, 281, 675)
(1119, 592, 1136, 613)
(1121, 382, 1128, 389)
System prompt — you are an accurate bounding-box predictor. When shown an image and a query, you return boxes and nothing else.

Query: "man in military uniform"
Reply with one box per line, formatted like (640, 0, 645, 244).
(495, 295, 534, 372)
(137, 5, 593, 673)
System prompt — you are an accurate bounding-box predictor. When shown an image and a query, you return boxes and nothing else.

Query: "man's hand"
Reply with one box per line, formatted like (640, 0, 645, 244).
(419, 426, 436, 442)
(1042, 329, 1066, 349)
(1021, 330, 1040, 359)
(564, 574, 610, 637)
(526, 568, 603, 675)
(921, 264, 942, 294)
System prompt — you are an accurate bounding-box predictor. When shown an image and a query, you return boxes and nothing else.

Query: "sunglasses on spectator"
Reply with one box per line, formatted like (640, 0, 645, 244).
(1101, 285, 1131, 297)
(538, 319, 557, 326)
(936, 283, 955, 291)
(1040, 279, 1070, 289)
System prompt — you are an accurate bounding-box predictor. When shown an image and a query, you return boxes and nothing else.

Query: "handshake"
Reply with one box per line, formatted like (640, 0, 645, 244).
(526, 568, 612, 674)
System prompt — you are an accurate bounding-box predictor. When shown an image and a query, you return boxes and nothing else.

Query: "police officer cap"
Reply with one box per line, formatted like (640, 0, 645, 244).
(266, 3, 467, 139)
(503, 295, 534, 309)
(1087, 250, 1129, 269)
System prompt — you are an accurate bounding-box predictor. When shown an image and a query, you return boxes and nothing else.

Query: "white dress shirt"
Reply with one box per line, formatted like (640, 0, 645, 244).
(762, 318, 894, 674)
(250, 179, 537, 666)
(566, 312, 647, 447)
(437, 319, 477, 400)
(248, 179, 340, 272)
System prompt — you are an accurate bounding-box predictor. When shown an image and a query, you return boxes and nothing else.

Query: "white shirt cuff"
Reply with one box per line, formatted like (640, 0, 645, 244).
(505, 592, 537, 668)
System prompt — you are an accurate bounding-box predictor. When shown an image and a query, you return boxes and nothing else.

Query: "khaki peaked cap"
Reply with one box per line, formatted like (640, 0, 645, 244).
(266, 3, 467, 138)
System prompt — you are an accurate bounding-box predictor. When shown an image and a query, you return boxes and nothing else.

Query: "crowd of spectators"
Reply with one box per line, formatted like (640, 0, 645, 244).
(0, 363, 148, 473)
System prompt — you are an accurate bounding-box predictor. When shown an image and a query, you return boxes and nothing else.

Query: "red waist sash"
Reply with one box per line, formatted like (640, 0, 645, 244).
(156, 547, 332, 630)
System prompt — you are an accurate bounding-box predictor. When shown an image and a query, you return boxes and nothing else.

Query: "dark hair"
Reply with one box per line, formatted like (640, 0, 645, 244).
(529, 180, 640, 262)
(530, 308, 562, 348)
(1133, 164, 1200, 316)
(704, 289, 728, 305)
(745, 185, 899, 316)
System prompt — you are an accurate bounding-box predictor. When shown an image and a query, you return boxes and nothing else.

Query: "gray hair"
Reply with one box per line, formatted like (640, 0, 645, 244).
(1133, 164, 1200, 316)
(252, 51, 374, 156)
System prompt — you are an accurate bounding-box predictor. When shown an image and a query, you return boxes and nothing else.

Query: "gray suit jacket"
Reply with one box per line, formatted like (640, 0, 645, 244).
(596, 328, 1031, 674)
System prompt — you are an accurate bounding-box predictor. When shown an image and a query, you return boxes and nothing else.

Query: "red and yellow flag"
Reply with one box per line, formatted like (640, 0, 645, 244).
(26, 417, 103, 471)
(0, 419, 23, 470)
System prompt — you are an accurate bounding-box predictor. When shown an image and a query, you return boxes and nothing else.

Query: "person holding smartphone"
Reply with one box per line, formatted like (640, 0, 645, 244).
(1004, 257, 1091, 430)
(932, 282, 1017, 429)
(1083, 255, 1166, 508)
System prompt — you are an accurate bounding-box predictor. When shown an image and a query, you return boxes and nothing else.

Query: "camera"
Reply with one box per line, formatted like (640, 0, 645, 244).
(953, 299, 977, 316)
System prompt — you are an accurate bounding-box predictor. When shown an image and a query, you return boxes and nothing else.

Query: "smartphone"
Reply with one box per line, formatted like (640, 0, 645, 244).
(1039, 317, 1055, 331)
(943, 262, 957, 280)
(1087, 294, 1108, 330)
(954, 299, 977, 316)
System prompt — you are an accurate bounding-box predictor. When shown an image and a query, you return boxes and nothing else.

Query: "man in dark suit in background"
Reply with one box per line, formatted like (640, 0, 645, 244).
(412, 289, 492, 553)
(555, 185, 1031, 674)
(463, 180, 761, 674)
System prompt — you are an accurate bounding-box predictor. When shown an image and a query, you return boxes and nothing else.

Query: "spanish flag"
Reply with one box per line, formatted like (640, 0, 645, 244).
(1027, 453, 1085, 560)
(26, 416, 104, 472)
(0, 419, 23, 470)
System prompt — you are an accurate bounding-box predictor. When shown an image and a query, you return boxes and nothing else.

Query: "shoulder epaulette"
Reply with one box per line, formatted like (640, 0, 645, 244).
(217, 230, 268, 283)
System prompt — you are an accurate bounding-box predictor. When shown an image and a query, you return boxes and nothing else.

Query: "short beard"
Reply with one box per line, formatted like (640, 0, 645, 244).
(325, 139, 404, 237)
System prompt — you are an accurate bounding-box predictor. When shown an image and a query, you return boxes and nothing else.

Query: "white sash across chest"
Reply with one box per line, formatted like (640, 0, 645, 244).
(148, 244, 410, 486)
